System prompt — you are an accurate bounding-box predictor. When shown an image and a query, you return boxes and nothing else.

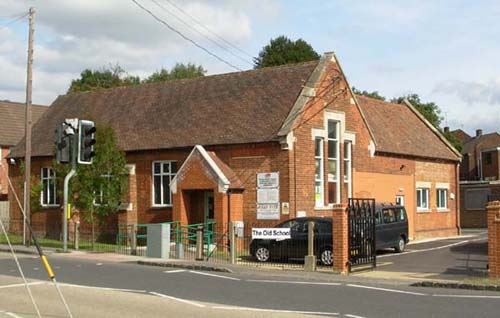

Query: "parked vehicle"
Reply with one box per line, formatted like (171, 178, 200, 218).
(249, 217, 333, 266)
(375, 204, 409, 253)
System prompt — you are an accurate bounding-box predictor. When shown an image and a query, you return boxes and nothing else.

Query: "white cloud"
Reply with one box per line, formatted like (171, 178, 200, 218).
(433, 79, 500, 106)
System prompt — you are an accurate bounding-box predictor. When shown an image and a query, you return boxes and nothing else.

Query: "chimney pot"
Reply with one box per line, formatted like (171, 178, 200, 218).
(444, 127, 450, 133)
(476, 129, 483, 137)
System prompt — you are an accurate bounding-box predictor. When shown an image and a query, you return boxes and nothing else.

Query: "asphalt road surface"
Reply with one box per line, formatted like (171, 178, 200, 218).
(0, 244, 499, 318)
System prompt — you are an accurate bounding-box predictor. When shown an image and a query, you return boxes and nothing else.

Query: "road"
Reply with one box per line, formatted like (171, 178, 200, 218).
(0, 242, 499, 318)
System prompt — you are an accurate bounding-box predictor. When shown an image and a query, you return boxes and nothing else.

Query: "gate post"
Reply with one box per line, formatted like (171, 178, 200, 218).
(304, 221, 316, 272)
(195, 225, 204, 261)
(229, 222, 236, 265)
(332, 205, 349, 274)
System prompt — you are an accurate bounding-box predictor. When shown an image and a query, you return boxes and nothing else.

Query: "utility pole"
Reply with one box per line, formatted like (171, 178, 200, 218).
(23, 7, 35, 246)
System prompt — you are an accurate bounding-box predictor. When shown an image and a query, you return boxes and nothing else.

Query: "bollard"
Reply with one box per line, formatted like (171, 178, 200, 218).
(195, 226, 204, 261)
(304, 221, 316, 272)
(74, 222, 80, 250)
(130, 224, 137, 256)
(229, 222, 236, 265)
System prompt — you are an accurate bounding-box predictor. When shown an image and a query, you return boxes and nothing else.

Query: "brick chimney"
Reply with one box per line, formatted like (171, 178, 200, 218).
(444, 127, 450, 133)
(476, 129, 483, 137)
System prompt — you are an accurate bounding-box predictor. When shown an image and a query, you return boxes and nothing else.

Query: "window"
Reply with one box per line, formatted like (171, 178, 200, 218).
(394, 208, 407, 221)
(416, 188, 429, 211)
(343, 141, 352, 198)
(41, 167, 57, 206)
(327, 120, 340, 203)
(314, 137, 324, 207)
(484, 152, 492, 165)
(94, 174, 112, 206)
(382, 209, 396, 223)
(437, 188, 448, 210)
(152, 161, 177, 206)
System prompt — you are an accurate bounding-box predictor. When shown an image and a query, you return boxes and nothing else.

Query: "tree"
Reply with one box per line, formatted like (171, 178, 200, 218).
(352, 87, 386, 101)
(442, 130, 463, 152)
(68, 65, 140, 93)
(254, 35, 320, 69)
(54, 124, 128, 247)
(143, 63, 206, 83)
(391, 94, 443, 128)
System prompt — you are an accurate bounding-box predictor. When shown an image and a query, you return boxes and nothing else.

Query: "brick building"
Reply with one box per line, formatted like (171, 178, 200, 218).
(0, 101, 47, 202)
(8, 52, 461, 240)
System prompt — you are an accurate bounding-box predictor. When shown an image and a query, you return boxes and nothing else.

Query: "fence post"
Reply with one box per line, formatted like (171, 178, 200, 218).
(195, 225, 204, 261)
(304, 221, 316, 272)
(130, 224, 137, 256)
(229, 222, 236, 264)
(74, 222, 80, 250)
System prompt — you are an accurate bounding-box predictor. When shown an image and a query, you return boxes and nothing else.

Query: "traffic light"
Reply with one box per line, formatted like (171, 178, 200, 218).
(78, 120, 96, 164)
(55, 123, 71, 164)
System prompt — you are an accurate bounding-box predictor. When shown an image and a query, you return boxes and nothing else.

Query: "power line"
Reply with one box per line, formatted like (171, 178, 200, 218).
(131, 0, 243, 71)
(150, 0, 253, 67)
(162, 0, 255, 60)
(0, 12, 29, 31)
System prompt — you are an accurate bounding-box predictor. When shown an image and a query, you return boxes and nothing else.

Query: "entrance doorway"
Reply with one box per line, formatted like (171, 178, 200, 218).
(186, 190, 215, 225)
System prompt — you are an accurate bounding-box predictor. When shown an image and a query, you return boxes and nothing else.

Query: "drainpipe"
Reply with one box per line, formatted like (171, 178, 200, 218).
(227, 189, 231, 224)
(455, 163, 461, 235)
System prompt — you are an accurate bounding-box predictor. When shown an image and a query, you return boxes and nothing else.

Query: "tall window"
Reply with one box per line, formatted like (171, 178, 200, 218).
(152, 161, 177, 206)
(314, 138, 324, 207)
(327, 121, 340, 203)
(41, 167, 57, 206)
(437, 188, 448, 210)
(343, 141, 352, 198)
(416, 188, 429, 211)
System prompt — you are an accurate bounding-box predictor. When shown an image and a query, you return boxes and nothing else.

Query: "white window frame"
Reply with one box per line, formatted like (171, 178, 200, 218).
(152, 161, 176, 207)
(416, 188, 430, 212)
(94, 173, 112, 207)
(436, 188, 448, 211)
(314, 137, 325, 208)
(343, 140, 352, 199)
(396, 195, 405, 207)
(327, 120, 341, 204)
(40, 167, 58, 207)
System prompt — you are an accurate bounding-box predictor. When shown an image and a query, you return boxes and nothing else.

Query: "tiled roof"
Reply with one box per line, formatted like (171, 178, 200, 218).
(462, 132, 500, 154)
(451, 129, 472, 144)
(0, 101, 48, 147)
(10, 61, 319, 158)
(356, 95, 460, 161)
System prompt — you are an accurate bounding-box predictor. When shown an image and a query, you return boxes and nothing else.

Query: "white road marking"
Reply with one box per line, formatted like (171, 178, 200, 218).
(246, 279, 342, 286)
(163, 269, 186, 274)
(432, 294, 500, 299)
(96, 263, 103, 266)
(57, 282, 147, 293)
(0, 282, 45, 290)
(346, 284, 427, 296)
(344, 314, 367, 318)
(212, 305, 339, 316)
(378, 238, 485, 258)
(0, 311, 23, 318)
(189, 270, 241, 281)
(150, 291, 206, 308)
(32, 268, 38, 271)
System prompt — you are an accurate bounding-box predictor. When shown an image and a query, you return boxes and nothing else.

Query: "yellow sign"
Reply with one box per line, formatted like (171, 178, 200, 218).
(67, 204, 71, 219)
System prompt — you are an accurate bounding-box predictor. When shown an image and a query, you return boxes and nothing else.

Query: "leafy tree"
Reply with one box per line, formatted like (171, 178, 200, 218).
(254, 35, 320, 69)
(391, 94, 443, 128)
(442, 130, 463, 152)
(54, 124, 128, 247)
(352, 87, 386, 101)
(68, 65, 140, 93)
(143, 63, 206, 83)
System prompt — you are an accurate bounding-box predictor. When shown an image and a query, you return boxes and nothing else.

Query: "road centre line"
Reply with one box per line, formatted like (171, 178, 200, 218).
(189, 270, 241, 281)
(246, 279, 342, 286)
(0, 282, 45, 289)
(346, 284, 427, 296)
(212, 305, 340, 316)
(163, 269, 186, 274)
(150, 291, 206, 308)
(432, 294, 500, 299)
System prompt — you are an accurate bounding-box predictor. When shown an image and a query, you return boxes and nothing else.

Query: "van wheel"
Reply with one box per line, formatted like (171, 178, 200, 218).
(320, 248, 333, 266)
(255, 246, 270, 262)
(394, 237, 405, 253)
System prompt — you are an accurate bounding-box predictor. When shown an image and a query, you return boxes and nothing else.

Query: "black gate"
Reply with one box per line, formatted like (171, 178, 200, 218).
(347, 198, 376, 272)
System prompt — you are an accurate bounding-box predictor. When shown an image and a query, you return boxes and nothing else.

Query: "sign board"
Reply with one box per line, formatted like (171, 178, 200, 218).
(256, 203, 280, 220)
(252, 228, 290, 240)
(257, 188, 279, 204)
(257, 172, 279, 189)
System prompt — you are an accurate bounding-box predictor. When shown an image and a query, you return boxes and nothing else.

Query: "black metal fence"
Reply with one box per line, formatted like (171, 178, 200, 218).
(348, 198, 376, 272)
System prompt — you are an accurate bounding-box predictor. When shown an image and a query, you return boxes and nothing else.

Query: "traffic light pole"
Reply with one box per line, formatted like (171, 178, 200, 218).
(62, 133, 77, 252)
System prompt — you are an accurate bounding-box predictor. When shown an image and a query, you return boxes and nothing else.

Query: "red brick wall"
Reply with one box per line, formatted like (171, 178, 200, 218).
(487, 201, 500, 278)
(0, 147, 10, 199)
(482, 150, 499, 181)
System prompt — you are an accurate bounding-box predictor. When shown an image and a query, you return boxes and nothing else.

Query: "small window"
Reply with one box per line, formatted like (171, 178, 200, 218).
(416, 188, 429, 211)
(395, 195, 405, 207)
(41, 167, 57, 206)
(437, 188, 448, 210)
(382, 209, 396, 223)
(484, 152, 492, 165)
(314, 137, 324, 207)
(394, 208, 407, 221)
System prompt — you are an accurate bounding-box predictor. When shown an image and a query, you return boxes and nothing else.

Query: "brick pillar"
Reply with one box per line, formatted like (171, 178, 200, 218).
(332, 204, 349, 274)
(487, 200, 500, 278)
(118, 164, 138, 225)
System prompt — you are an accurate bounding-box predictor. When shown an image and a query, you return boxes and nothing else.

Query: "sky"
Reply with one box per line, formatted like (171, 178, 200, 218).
(0, 0, 498, 136)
